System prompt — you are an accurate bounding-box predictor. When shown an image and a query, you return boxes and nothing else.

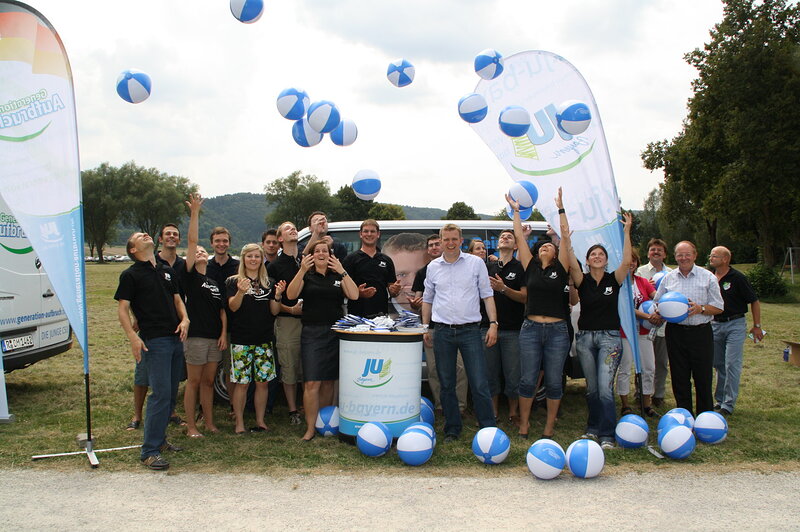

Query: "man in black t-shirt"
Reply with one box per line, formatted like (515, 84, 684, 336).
(155, 223, 186, 299)
(342, 219, 401, 318)
(206, 227, 240, 295)
(115, 231, 190, 470)
(297, 211, 348, 260)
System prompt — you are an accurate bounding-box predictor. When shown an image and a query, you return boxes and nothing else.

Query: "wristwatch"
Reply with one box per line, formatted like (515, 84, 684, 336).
(754, 323, 761, 328)
(340, 271, 349, 278)
(700, 305, 706, 315)
(489, 320, 499, 326)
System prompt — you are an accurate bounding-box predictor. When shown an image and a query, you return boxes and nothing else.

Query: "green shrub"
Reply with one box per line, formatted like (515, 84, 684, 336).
(746, 262, 788, 299)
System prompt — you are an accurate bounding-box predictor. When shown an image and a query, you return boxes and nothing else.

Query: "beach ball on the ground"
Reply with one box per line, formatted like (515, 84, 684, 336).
(331, 119, 358, 146)
(116, 69, 151, 104)
(471, 427, 510, 465)
(566, 439, 605, 478)
(315, 405, 339, 436)
(387, 58, 415, 87)
(694, 411, 728, 444)
(556, 100, 591, 135)
(664, 408, 695, 430)
(352, 169, 381, 201)
(506, 204, 532, 221)
(397, 429, 434, 466)
(291, 118, 323, 147)
(420, 398, 435, 425)
(405, 422, 436, 447)
(498, 106, 531, 137)
(458, 93, 488, 123)
(474, 48, 504, 80)
(639, 300, 657, 330)
(615, 414, 649, 448)
(509, 180, 539, 209)
(276, 87, 310, 120)
(658, 291, 689, 323)
(658, 424, 696, 459)
(307, 100, 341, 133)
(230, 0, 263, 23)
(526, 439, 565, 480)
(651, 271, 666, 290)
(357, 422, 393, 457)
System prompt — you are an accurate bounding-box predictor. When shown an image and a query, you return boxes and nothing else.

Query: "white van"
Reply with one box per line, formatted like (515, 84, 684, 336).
(0, 196, 73, 372)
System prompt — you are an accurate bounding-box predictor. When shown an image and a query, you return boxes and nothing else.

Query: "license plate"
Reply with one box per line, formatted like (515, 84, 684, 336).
(2, 334, 34, 353)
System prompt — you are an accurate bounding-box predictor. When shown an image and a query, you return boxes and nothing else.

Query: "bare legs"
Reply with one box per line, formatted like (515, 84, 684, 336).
(302, 380, 334, 441)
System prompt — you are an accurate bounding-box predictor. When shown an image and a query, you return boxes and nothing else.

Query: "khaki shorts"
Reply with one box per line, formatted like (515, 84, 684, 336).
(184, 337, 223, 365)
(275, 316, 303, 384)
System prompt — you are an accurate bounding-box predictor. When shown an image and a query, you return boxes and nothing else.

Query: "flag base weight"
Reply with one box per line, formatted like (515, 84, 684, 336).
(32, 437, 141, 468)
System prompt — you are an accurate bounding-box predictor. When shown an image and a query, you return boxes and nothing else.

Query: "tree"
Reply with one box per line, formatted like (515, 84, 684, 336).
(264, 171, 335, 229)
(82, 162, 122, 263)
(367, 203, 406, 220)
(443, 201, 480, 220)
(330, 185, 373, 222)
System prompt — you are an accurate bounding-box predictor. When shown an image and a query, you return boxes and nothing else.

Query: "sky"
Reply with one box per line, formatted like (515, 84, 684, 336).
(26, 0, 724, 216)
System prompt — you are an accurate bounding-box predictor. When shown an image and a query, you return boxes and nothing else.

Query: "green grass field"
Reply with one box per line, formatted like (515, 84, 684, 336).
(1, 262, 799, 474)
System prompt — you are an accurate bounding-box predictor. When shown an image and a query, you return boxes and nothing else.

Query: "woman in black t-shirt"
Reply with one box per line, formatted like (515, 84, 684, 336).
(568, 212, 633, 448)
(286, 240, 359, 441)
(226, 243, 282, 435)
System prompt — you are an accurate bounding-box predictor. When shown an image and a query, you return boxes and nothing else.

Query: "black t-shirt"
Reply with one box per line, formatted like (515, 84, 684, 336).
(225, 277, 275, 345)
(300, 270, 345, 325)
(267, 252, 302, 318)
(342, 249, 397, 317)
(412, 264, 427, 293)
(156, 252, 186, 299)
(206, 255, 240, 301)
(577, 271, 621, 331)
(716, 267, 758, 318)
(114, 260, 179, 340)
(479, 258, 526, 330)
(525, 260, 569, 321)
(184, 267, 223, 339)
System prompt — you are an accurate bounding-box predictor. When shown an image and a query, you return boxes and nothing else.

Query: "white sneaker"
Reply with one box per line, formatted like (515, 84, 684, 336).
(600, 439, 615, 450)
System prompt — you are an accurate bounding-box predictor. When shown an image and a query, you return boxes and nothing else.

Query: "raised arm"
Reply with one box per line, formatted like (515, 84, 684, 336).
(613, 212, 633, 285)
(556, 187, 583, 286)
(286, 254, 313, 300)
(505, 193, 532, 269)
(184, 192, 203, 272)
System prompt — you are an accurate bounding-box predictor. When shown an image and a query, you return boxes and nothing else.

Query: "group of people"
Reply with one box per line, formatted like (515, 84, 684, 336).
(115, 190, 763, 469)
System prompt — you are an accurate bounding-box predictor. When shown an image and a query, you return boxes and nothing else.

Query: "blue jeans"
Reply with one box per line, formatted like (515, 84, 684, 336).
(433, 323, 495, 436)
(482, 328, 521, 399)
(518, 320, 570, 399)
(141, 336, 184, 459)
(712, 318, 746, 413)
(576, 330, 622, 439)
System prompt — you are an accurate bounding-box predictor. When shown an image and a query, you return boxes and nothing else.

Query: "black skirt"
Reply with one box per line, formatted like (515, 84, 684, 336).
(300, 324, 339, 381)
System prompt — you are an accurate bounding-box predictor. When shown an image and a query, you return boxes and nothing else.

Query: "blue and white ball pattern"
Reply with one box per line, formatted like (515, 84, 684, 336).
(230, 0, 264, 23)
(509, 180, 539, 209)
(556, 100, 591, 135)
(458, 93, 488, 123)
(693, 411, 728, 444)
(566, 439, 605, 478)
(474, 48, 504, 80)
(387, 58, 415, 88)
(397, 429, 434, 466)
(498, 106, 531, 137)
(116, 69, 151, 104)
(658, 424, 696, 459)
(315, 405, 339, 436)
(505, 204, 533, 221)
(357, 422, 393, 457)
(420, 397, 435, 425)
(330, 119, 358, 146)
(651, 271, 666, 290)
(307, 100, 341, 134)
(526, 439, 565, 480)
(352, 169, 381, 201)
(291, 118, 323, 147)
(658, 409, 694, 436)
(639, 300, 657, 330)
(471, 427, 510, 465)
(405, 422, 436, 447)
(658, 291, 690, 323)
(615, 414, 649, 448)
(276, 87, 310, 120)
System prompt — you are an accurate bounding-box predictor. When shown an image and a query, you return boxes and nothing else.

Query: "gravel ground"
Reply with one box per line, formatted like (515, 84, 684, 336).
(1, 468, 798, 530)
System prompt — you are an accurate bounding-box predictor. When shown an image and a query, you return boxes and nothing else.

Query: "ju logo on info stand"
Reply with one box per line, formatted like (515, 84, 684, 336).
(355, 357, 393, 388)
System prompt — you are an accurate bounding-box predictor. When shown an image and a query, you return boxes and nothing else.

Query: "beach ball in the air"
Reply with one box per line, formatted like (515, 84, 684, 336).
(315, 405, 339, 436)
(471, 427, 511, 465)
(506, 204, 533, 221)
(509, 180, 539, 209)
(693, 411, 728, 444)
(331, 119, 358, 146)
(556, 100, 591, 135)
(658, 291, 690, 323)
(498, 106, 531, 137)
(291, 118, 323, 147)
(357, 422, 393, 457)
(658, 424, 696, 459)
(566, 439, 604, 479)
(276, 87, 310, 120)
(526, 439, 565, 480)
(615, 414, 649, 448)
(420, 398, 435, 425)
(397, 429, 434, 466)
(474, 48, 504, 80)
(458, 93, 488, 123)
(116, 69, 151, 104)
(352, 169, 381, 201)
(307, 100, 341, 134)
(387, 58, 415, 88)
(230, 0, 263, 23)
(639, 300, 657, 330)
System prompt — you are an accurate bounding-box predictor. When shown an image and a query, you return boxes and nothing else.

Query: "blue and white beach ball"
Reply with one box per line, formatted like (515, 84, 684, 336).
(639, 300, 657, 330)
(556, 100, 591, 135)
(566, 439, 605, 478)
(658, 291, 690, 323)
(420, 398, 435, 425)
(357, 422, 393, 457)
(659, 408, 695, 434)
(506, 204, 533, 221)
(458, 93, 488, 123)
(658, 424, 696, 459)
(526, 439, 565, 480)
(307, 100, 341, 133)
(651, 271, 666, 290)
(116, 69, 151, 104)
(498, 106, 531, 137)
(474, 48, 504, 80)
(352, 169, 381, 201)
(472, 427, 511, 465)
(397, 429, 434, 466)
(693, 411, 728, 444)
(315, 405, 339, 436)
(405, 422, 436, 447)
(230, 0, 263, 23)
(330, 119, 358, 146)
(387, 58, 415, 88)
(276, 87, 310, 120)
(509, 180, 539, 209)
(615, 414, 649, 448)
(291, 118, 323, 147)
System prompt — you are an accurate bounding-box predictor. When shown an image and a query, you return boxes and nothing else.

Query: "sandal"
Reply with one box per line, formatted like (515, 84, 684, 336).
(169, 415, 187, 426)
(620, 406, 633, 417)
(643, 406, 659, 418)
(125, 419, 141, 431)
